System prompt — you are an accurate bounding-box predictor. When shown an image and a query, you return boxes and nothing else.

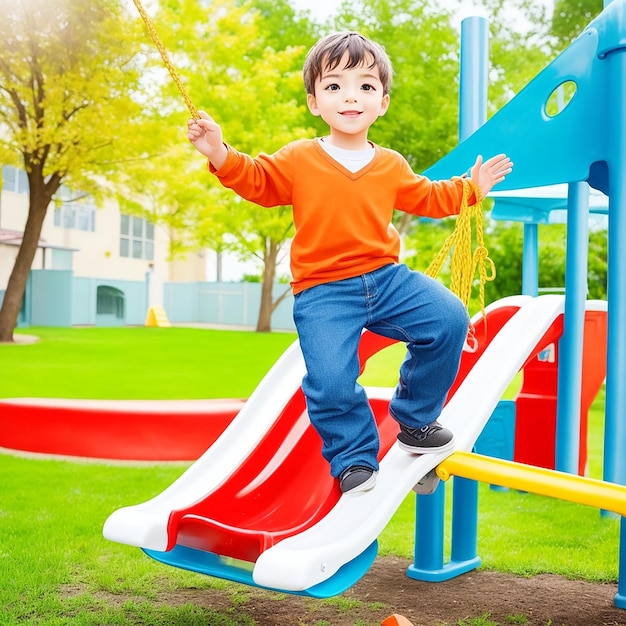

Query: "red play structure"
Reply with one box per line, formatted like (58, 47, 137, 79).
(513, 305, 607, 474)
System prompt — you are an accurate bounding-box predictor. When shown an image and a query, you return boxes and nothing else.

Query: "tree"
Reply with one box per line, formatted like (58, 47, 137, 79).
(587, 227, 607, 299)
(137, 0, 478, 331)
(551, 0, 604, 49)
(480, 220, 608, 305)
(120, 0, 319, 331)
(421, 0, 550, 122)
(0, 0, 145, 342)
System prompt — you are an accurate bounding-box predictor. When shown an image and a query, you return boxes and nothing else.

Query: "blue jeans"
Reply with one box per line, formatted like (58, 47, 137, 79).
(292, 263, 469, 478)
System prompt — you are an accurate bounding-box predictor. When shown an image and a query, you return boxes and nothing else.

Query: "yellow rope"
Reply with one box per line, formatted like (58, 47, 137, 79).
(132, 0, 200, 120)
(425, 179, 495, 317)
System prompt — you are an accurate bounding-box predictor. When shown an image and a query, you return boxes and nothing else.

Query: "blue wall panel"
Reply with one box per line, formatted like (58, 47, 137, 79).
(30, 270, 73, 327)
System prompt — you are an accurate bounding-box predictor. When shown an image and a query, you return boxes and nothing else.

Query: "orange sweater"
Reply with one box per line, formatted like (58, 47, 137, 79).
(211, 139, 477, 294)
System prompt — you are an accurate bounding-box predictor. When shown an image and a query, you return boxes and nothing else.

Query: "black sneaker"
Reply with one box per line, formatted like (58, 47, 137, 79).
(397, 421, 455, 454)
(339, 466, 377, 493)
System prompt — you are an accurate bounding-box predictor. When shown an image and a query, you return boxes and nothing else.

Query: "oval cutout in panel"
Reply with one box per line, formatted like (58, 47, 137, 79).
(545, 80, 578, 117)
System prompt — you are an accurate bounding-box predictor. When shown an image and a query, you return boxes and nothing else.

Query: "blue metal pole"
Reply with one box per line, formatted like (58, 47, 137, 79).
(410, 16, 489, 580)
(408, 485, 446, 577)
(554, 183, 589, 473)
(617, 519, 626, 608)
(605, 36, 626, 490)
(601, 1, 626, 607)
(595, 0, 626, 608)
(458, 17, 488, 142)
(450, 15, 488, 569)
(450, 476, 481, 566)
(522, 223, 539, 296)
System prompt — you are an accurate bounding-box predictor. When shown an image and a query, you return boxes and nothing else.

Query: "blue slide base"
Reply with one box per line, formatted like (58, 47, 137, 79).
(406, 556, 482, 582)
(143, 539, 378, 598)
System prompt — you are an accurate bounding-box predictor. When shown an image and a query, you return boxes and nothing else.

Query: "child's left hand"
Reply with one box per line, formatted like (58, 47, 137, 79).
(469, 154, 513, 200)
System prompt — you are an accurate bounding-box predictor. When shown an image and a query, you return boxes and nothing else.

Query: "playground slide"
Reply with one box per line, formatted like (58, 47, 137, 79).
(104, 294, 565, 594)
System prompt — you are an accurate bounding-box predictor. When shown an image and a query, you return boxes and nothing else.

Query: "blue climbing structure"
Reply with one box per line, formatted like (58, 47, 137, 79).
(412, 0, 626, 608)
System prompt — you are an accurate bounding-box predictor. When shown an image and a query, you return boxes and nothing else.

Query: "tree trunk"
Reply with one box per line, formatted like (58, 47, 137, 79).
(398, 212, 414, 237)
(256, 237, 279, 333)
(0, 185, 54, 342)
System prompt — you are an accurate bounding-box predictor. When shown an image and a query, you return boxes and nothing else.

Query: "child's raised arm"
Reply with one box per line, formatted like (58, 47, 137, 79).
(187, 110, 228, 170)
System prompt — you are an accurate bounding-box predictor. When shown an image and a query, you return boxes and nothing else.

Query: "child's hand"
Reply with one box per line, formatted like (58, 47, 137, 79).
(469, 154, 513, 200)
(187, 110, 228, 169)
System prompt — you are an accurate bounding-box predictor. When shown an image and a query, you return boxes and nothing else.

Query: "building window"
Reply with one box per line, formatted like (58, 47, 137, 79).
(1, 165, 29, 194)
(52, 186, 96, 232)
(120, 214, 154, 261)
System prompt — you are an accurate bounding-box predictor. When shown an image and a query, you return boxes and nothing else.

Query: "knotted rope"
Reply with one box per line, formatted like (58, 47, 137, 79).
(425, 179, 496, 343)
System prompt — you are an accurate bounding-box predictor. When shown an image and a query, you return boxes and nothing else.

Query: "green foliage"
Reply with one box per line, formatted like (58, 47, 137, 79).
(330, 0, 461, 171)
(587, 227, 608, 299)
(116, 0, 317, 262)
(479, 0, 553, 111)
(402, 217, 457, 273)
(538, 224, 567, 291)
(482, 220, 608, 305)
(482, 221, 524, 304)
(0, 0, 145, 192)
(551, 0, 604, 48)
(118, 0, 323, 326)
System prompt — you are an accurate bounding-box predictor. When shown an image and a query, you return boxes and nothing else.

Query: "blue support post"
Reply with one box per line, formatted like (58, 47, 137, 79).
(604, 11, 626, 564)
(449, 477, 481, 572)
(554, 183, 589, 474)
(522, 223, 539, 297)
(616, 519, 626, 608)
(409, 15, 488, 581)
(604, 13, 626, 490)
(458, 17, 488, 141)
(407, 483, 446, 580)
(598, 0, 626, 606)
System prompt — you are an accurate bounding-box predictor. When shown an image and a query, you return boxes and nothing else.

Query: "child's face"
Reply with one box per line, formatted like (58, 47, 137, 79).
(307, 52, 390, 148)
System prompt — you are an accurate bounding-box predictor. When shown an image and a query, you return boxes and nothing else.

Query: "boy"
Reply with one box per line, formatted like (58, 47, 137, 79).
(187, 31, 512, 494)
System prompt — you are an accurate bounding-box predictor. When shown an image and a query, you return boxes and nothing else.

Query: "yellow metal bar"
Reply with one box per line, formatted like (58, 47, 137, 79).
(436, 451, 626, 517)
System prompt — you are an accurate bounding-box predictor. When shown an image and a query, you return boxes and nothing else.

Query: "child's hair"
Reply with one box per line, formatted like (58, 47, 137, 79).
(303, 32, 393, 96)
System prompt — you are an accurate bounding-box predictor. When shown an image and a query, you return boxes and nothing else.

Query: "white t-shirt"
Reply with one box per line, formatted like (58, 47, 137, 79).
(318, 138, 375, 173)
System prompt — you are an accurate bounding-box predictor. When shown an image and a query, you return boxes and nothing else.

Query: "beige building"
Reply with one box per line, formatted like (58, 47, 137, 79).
(0, 165, 206, 326)
(1, 165, 206, 285)
(0, 164, 296, 330)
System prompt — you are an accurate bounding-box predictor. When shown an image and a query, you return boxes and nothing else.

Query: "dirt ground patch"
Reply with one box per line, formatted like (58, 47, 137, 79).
(139, 555, 626, 625)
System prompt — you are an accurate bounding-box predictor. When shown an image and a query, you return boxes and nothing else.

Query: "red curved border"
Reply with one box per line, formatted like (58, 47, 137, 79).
(0, 398, 244, 461)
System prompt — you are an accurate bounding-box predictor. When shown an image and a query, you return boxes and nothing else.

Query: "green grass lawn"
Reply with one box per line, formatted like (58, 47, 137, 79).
(2, 327, 297, 399)
(0, 326, 620, 625)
